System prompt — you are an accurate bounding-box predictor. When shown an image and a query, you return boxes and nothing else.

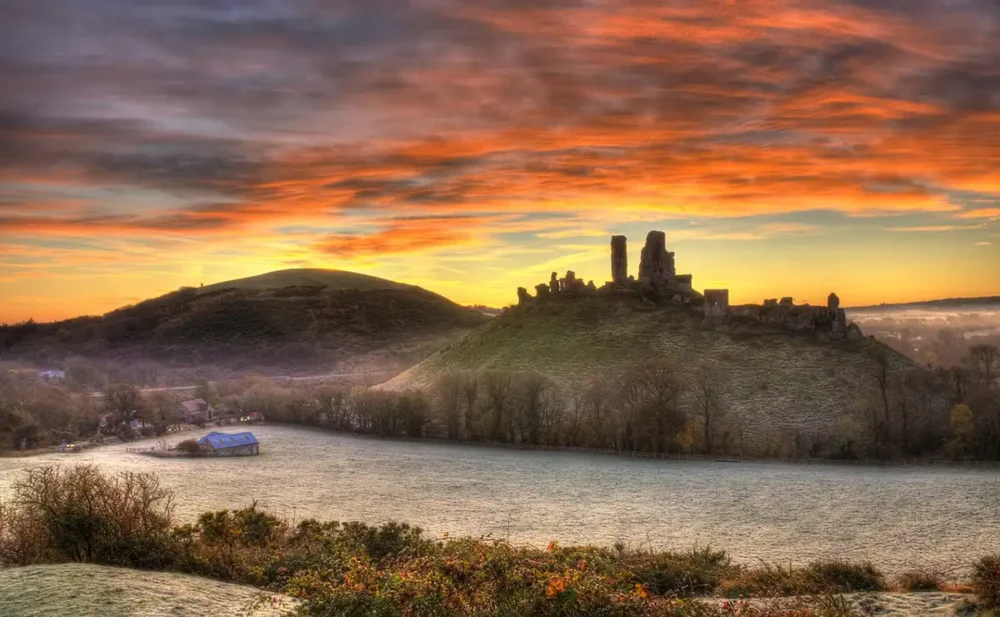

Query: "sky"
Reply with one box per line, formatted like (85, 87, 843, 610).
(1, 0, 999, 323)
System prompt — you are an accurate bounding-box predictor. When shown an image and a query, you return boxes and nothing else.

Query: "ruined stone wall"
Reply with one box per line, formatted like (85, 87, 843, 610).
(638, 230, 675, 284)
(512, 231, 857, 340)
(611, 235, 628, 285)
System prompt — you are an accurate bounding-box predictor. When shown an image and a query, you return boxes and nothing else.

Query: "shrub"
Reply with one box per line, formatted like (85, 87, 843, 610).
(803, 560, 885, 593)
(175, 438, 202, 454)
(973, 556, 1000, 610)
(720, 561, 884, 597)
(630, 547, 733, 597)
(0, 465, 177, 569)
(895, 568, 944, 591)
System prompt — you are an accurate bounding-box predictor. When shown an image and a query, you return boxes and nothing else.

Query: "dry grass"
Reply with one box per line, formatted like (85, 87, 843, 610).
(387, 295, 907, 444)
(0, 563, 296, 617)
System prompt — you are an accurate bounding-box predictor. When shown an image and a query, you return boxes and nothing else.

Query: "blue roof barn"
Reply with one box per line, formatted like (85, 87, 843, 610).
(196, 431, 259, 456)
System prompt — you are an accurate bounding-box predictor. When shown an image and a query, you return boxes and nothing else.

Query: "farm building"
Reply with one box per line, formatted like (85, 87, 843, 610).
(196, 431, 259, 456)
(180, 398, 216, 424)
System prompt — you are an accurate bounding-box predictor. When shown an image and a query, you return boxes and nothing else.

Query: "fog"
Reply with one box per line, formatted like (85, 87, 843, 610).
(848, 303, 1000, 367)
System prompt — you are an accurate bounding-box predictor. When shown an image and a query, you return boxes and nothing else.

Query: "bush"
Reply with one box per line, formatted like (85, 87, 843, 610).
(0, 465, 177, 569)
(974, 556, 1000, 610)
(895, 568, 944, 591)
(720, 561, 884, 597)
(629, 547, 733, 597)
(175, 439, 202, 454)
(803, 560, 885, 593)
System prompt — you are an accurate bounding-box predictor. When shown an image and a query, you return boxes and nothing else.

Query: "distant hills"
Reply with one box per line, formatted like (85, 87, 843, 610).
(0, 269, 488, 371)
(385, 294, 911, 443)
(848, 296, 1000, 312)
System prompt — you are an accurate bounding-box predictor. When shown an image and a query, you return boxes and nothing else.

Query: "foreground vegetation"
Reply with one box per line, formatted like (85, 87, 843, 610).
(0, 466, 998, 616)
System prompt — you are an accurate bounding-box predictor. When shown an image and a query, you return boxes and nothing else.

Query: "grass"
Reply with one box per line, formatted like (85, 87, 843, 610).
(894, 568, 946, 591)
(0, 563, 295, 617)
(719, 561, 885, 598)
(386, 294, 909, 445)
(1, 465, 993, 617)
(0, 269, 487, 369)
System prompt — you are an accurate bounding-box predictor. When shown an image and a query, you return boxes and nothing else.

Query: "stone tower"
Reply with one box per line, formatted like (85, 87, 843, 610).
(638, 230, 675, 283)
(611, 235, 628, 284)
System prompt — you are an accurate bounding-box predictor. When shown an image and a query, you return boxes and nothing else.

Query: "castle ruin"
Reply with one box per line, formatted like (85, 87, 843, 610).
(514, 230, 858, 340)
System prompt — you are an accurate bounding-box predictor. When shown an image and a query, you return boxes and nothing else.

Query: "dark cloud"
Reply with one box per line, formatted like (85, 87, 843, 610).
(0, 0, 997, 239)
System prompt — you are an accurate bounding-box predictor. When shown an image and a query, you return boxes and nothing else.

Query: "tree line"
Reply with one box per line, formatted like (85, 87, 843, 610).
(2, 344, 998, 461)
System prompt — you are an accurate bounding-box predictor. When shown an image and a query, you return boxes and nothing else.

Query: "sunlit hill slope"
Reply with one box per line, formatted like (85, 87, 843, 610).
(385, 294, 912, 444)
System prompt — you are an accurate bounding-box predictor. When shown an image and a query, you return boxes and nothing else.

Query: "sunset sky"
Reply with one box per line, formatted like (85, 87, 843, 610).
(1, 0, 999, 323)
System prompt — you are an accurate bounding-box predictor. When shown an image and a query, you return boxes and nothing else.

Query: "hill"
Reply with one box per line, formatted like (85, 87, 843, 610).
(0, 564, 294, 617)
(198, 268, 410, 293)
(849, 296, 1000, 312)
(385, 294, 912, 445)
(0, 269, 488, 372)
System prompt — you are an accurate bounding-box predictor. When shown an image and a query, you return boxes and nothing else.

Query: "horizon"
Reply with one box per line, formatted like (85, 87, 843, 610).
(2, 0, 1000, 323)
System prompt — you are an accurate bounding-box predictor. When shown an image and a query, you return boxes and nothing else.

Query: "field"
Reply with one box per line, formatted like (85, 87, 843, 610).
(0, 564, 295, 617)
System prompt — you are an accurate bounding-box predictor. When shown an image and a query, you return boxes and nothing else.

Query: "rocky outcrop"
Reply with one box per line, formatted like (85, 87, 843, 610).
(611, 235, 628, 285)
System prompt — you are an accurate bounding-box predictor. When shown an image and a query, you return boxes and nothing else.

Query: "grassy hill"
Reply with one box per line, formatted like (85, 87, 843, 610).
(0, 269, 488, 372)
(0, 564, 294, 617)
(198, 268, 410, 293)
(385, 295, 912, 444)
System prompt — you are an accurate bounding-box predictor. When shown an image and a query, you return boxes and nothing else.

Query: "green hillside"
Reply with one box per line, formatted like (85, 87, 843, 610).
(199, 268, 409, 293)
(0, 269, 488, 370)
(385, 294, 912, 443)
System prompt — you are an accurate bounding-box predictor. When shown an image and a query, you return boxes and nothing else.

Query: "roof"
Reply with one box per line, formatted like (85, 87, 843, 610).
(180, 399, 212, 413)
(197, 431, 258, 449)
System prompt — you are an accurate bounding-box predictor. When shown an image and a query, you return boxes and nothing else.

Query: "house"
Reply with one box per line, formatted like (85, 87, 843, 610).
(179, 398, 216, 424)
(196, 431, 259, 456)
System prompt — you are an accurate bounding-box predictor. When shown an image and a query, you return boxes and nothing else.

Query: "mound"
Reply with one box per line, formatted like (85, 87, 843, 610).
(385, 294, 912, 443)
(0, 268, 488, 371)
(198, 268, 409, 293)
(0, 563, 295, 617)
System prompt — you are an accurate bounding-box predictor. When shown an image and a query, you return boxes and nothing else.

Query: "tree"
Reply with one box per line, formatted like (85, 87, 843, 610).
(513, 372, 555, 445)
(102, 384, 142, 435)
(481, 371, 512, 442)
(971, 344, 999, 387)
(619, 359, 686, 454)
(462, 373, 480, 440)
(195, 378, 221, 408)
(869, 351, 894, 458)
(693, 364, 727, 455)
(949, 404, 976, 458)
(434, 373, 464, 440)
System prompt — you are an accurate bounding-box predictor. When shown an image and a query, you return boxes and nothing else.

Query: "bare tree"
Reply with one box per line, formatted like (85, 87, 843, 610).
(693, 364, 727, 455)
(481, 371, 512, 442)
(462, 372, 480, 440)
(971, 344, 999, 387)
(619, 359, 686, 454)
(433, 373, 464, 440)
(869, 351, 893, 458)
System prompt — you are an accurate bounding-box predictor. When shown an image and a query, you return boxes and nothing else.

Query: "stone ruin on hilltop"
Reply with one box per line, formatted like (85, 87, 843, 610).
(515, 230, 861, 340)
